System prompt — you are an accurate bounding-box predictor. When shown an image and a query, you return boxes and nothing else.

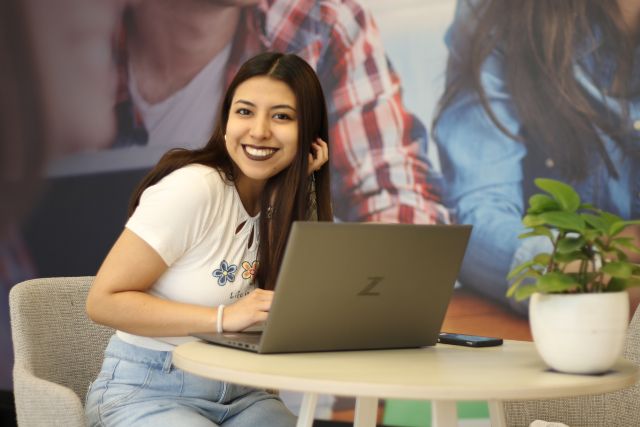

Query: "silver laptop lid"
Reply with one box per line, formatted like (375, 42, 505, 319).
(258, 222, 471, 353)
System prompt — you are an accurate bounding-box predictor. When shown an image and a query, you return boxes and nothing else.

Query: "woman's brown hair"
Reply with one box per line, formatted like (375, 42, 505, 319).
(129, 52, 333, 290)
(433, 0, 636, 181)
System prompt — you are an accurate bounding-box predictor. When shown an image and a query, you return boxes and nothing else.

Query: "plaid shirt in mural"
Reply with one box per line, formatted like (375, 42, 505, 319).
(114, 0, 449, 224)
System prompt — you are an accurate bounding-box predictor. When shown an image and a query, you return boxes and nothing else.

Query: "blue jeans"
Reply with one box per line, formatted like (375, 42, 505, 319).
(85, 335, 296, 427)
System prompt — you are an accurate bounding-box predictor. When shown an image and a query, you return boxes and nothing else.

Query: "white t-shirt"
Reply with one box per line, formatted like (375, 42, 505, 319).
(117, 164, 260, 351)
(128, 43, 231, 149)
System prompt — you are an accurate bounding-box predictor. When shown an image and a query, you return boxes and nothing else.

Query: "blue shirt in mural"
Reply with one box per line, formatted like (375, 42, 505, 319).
(434, 0, 640, 314)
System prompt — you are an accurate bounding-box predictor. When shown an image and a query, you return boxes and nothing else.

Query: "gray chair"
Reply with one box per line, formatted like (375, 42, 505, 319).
(503, 305, 640, 427)
(9, 277, 113, 427)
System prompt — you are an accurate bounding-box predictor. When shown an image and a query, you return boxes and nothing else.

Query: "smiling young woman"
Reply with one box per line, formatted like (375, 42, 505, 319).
(224, 76, 300, 209)
(84, 52, 332, 427)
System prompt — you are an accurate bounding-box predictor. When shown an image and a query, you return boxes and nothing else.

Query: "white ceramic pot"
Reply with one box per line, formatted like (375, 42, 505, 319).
(529, 291, 629, 374)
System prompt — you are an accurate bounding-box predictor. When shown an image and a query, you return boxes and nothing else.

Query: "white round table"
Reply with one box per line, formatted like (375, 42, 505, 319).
(173, 340, 639, 427)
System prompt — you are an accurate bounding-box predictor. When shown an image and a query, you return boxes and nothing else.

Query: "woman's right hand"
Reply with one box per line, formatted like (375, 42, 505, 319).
(222, 288, 274, 332)
(308, 137, 329, 175)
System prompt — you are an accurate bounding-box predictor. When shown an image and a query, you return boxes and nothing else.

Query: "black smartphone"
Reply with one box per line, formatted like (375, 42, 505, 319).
(437, 332, 503, 347)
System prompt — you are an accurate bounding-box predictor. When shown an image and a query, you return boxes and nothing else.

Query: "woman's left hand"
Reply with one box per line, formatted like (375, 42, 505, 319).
(308, 138, 329, 175)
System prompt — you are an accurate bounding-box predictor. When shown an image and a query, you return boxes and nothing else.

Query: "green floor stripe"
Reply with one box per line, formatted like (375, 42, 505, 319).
(382, 400, 489, 427)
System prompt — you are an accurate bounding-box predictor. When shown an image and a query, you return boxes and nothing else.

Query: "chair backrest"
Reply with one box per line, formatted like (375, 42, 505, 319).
(503, 305, 640, 427)
(10, 277, 113, 400)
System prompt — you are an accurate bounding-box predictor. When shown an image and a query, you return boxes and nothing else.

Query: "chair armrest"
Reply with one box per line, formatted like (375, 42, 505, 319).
(13, 364, 86, 427)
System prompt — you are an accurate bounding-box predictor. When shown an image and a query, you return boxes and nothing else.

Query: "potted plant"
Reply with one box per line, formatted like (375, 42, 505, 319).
(507, 178, 640, 374)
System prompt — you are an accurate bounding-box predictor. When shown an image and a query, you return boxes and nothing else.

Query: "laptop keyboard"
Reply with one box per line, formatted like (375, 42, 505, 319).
(223, 331, 262, 345)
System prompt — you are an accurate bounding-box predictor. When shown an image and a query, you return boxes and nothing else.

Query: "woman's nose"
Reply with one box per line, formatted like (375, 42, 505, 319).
(249, 116, 270, 140)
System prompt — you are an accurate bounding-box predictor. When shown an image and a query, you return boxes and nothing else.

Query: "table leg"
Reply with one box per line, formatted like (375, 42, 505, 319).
(296, 393, 318, 427)
(431, 400, 457, 427)
(353, 397, 378, 427)
(488, 400, 506, 427)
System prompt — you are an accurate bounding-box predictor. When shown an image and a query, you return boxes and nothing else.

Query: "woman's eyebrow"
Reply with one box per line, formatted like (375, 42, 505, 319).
(234, 99, 296, 111)
(234, 99, 256, 107)
(270, 104, 296, 111)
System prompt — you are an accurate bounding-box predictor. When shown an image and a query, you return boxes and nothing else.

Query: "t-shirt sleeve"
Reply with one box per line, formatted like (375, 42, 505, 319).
(126, 166, 220, 266)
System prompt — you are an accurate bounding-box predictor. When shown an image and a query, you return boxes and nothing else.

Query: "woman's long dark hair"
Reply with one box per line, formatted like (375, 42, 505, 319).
(433, 0, 636, 181)
(129, 52, 332, 290)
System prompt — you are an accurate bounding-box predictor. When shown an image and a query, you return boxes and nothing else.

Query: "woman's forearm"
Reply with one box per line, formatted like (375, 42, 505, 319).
(86, 289, 218, 337)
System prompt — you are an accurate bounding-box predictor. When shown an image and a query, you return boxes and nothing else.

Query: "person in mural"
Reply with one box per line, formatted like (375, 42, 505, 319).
(433, 0, 640, 314)
(85, 52, 331, 426)
(113, 0, 448, 224)
(0, 0, 119, 410)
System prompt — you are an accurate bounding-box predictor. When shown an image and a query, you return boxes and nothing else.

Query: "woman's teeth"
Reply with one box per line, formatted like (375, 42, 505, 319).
(245, 146, 276, 158)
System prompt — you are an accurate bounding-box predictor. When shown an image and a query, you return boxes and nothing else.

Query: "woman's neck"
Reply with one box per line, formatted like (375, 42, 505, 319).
(234, 175, 265, 217)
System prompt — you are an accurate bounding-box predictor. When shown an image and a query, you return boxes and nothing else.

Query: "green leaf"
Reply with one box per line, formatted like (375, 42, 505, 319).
(579, 203, 598, 211)
(611, 237, 640, 255)
(582, 229, 602, 242)
(507, 270, 542, 297)
(608, 277, 640, 291)
(522, 214, 546, 228)
(601, 262, 633, 279)
(556, 236, 586, 254)
(518, 226, 554, 240)
(533, 253, 551, 266)
(532, 226, 554, 240)
(519, 231, 541, 239)
(507, 260, 535, 280)
(527, 194, 560, 214)
(514, 284, 539, 301)
(609, 220, 640, 237)
(607, 278, 628, 292)
(507, 258, 545, 280)
(600, 212, 623, 229)
(581, 214, 608, 234)
(506, 280, 520, 298)
(538, 211, 585, 232)
(534, 178, 581, 212)
(537, 272, 580, 293)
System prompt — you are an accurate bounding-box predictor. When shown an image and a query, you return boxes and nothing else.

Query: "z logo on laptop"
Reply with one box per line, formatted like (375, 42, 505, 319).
(357, 276, 383, 296)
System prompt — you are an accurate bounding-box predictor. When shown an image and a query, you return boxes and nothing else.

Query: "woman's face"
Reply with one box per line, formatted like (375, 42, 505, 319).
(225, 76, 299, 187)
(26, 0, 120, 156)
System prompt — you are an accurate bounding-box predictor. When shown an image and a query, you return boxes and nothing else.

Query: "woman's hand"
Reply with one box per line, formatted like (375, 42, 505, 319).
(308, 138, 329, 176)
(222, 288, 274, 332)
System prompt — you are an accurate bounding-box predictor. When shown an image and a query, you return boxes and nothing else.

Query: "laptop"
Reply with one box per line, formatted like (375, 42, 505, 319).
(193, 222, 471, 353)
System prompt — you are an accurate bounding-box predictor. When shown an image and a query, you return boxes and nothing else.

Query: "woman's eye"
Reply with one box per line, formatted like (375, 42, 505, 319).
(273, 113, 292, 120)
(236, 108, 251, 116)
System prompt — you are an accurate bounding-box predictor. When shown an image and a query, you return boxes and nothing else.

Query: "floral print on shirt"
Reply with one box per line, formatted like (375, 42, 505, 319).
(242, 261, 259, 281)
(212, 260, 237, 286)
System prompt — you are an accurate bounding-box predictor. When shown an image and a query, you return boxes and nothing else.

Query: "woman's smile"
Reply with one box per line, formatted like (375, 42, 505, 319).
(242, 144, 278, 161)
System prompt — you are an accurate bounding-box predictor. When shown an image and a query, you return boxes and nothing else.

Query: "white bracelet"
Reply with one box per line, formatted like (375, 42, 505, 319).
(217, 305, 225, 334)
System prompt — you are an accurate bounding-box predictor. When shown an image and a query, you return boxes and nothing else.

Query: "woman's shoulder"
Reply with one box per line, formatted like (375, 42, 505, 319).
(164, 164, 228, 190)
(144, 164, 232, 207)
